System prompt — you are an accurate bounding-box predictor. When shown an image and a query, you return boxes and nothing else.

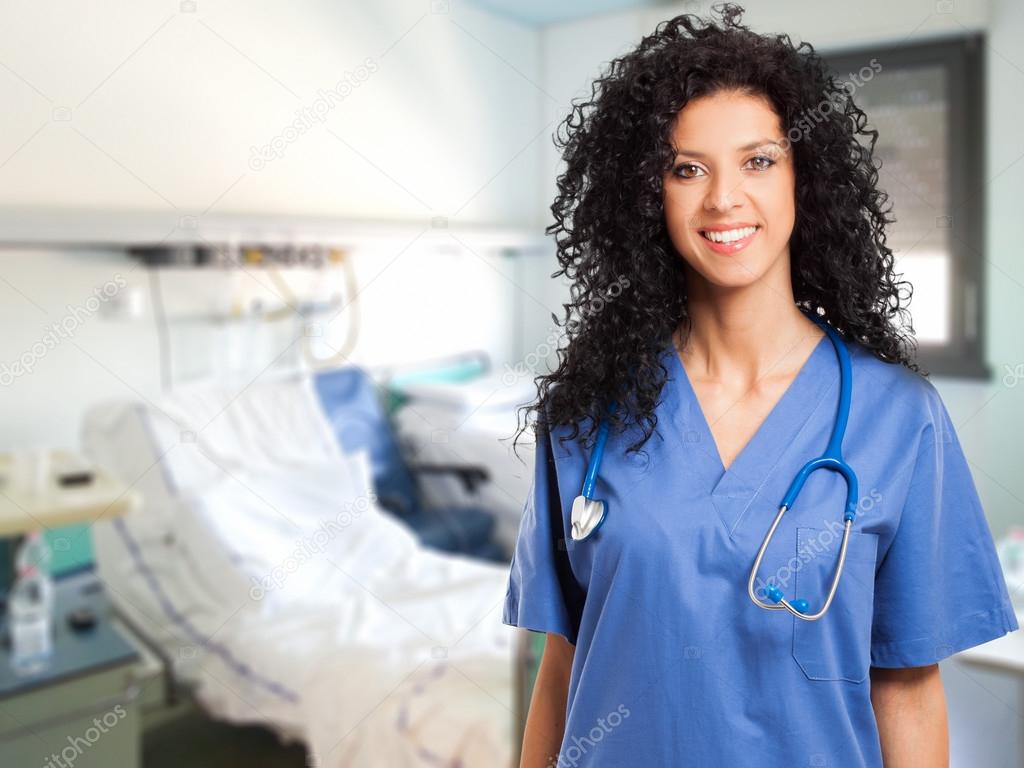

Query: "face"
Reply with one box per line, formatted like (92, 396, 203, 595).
(662, 90, 796, 291)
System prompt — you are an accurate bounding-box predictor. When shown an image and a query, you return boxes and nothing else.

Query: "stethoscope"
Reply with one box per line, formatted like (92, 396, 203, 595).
(570, 310, 859, 621)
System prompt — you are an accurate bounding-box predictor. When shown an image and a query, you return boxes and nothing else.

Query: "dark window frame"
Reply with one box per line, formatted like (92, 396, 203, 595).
(824, 34, 988, 379)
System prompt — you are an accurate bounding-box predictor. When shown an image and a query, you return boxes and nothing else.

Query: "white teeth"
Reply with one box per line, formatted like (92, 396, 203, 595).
(702, 226, 758, 243)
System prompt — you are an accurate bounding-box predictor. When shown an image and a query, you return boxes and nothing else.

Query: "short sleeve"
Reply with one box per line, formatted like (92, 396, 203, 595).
(502, 425, 585, 645)
(870, 388, 1019, 667)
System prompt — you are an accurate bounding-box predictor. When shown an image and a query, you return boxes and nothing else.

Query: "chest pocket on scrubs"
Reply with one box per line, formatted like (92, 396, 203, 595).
(792, 526, 879, 683)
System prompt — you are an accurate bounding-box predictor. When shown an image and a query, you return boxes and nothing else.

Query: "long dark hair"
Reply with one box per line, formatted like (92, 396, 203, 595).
(512, 2, 918, 461)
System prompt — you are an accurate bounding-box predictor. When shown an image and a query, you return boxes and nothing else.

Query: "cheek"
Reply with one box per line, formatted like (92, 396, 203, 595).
(769, 182, 796, 219)
(749, 176, 796, 243)
(663, 206, 696, 258)
(768, 172, 797, 224)
(765, 198, 796, 243)
(662, 186, 699, 234)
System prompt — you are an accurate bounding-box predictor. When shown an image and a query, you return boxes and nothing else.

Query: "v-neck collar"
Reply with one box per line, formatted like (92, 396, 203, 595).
(659, 331, 836, 503)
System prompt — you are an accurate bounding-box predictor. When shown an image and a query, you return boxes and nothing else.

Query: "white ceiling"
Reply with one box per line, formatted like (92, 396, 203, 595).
(466, 0, 668, 26)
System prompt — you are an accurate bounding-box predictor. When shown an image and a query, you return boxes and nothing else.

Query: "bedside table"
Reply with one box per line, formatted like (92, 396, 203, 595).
(0, 573, 163, 767)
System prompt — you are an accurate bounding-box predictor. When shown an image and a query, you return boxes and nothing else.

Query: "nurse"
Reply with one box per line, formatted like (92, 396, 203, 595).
(503, 5, 1018, 768)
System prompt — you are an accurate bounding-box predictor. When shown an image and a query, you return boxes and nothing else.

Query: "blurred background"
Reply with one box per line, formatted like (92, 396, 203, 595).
(0, 1, 1022, 766)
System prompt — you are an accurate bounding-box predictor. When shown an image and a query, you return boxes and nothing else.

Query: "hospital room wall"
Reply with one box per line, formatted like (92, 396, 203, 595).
(540, 0, 1024, 542)
(0, 0, 566, 454)
(0, 242, 544, 452)
(0, 0, 546, 225)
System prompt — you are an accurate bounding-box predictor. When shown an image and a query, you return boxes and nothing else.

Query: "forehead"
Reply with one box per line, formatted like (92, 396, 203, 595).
(670, 91, 785, 152)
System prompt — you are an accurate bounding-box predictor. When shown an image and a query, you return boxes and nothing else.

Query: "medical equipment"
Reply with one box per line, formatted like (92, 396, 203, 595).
(570, 309, 858, 622)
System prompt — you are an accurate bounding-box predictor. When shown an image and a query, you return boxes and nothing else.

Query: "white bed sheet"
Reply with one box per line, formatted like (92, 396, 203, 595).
(81, 371, 516, 767)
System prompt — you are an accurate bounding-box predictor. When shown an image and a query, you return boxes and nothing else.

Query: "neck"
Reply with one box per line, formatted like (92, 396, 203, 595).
(675, 289, 823, 385)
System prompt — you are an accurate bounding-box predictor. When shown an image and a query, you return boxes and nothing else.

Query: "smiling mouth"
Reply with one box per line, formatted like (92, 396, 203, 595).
(699, 225, 761, 243)
(697, 225, 761, 255)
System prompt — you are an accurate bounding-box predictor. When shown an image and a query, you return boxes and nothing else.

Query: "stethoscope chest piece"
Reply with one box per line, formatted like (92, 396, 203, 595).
(571, 494, 607, 540)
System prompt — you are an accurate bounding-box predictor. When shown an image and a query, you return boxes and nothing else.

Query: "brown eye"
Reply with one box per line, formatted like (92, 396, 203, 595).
(674, 163, 703, 179)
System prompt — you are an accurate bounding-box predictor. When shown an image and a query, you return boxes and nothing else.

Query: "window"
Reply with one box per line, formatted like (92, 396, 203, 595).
(825, 35, 987, 378)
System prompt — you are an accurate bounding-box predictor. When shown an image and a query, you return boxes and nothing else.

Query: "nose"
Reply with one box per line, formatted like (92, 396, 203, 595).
(703, 168, 744, 212)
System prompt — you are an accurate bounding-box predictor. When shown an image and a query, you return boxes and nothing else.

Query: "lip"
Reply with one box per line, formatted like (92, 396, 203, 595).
(699, 222, 759, 232)
(697, 224, 761, 255)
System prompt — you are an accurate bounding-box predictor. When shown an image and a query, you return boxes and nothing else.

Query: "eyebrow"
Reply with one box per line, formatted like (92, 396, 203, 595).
(673, 139, 785, 159)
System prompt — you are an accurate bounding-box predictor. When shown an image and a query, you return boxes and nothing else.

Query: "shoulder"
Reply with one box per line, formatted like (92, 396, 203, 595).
(547, 417, 596, 465)
(847, 339, 949, 445)
(536, 384, 603, 463)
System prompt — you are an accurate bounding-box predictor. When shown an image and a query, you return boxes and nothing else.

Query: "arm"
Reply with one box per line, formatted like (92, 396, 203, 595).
(870, 664, 949, 767)
(520, 632, 575, 768)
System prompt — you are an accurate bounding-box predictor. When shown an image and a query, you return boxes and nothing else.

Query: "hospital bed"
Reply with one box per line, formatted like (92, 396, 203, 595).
(313, 365, 506, 561)
(80, 365, 525, 767)
(389, 371, 539, 555)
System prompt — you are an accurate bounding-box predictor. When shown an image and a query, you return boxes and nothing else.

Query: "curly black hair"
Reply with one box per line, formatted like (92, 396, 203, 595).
(512, 2, 918, 462)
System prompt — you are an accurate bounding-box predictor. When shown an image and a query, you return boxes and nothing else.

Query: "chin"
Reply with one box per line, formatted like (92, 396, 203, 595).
(685, 252, 771, 289)
(702, 267, 766, 290)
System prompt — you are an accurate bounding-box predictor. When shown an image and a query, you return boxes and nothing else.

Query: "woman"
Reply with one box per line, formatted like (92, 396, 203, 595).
(503, 5, 1018, 767)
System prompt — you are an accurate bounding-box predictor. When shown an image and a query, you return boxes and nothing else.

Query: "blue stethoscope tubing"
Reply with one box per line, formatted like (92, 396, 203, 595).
(569, 310, 858, 622)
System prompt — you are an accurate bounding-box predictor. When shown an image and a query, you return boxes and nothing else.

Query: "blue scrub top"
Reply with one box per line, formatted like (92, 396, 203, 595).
(503, 334, 1019, 767)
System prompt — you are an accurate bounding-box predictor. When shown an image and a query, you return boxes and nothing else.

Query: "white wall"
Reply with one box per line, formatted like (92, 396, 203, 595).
(0, 0, 563, 450)
(0, 0, 545, 225)
(978, 0, 1024, 540)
